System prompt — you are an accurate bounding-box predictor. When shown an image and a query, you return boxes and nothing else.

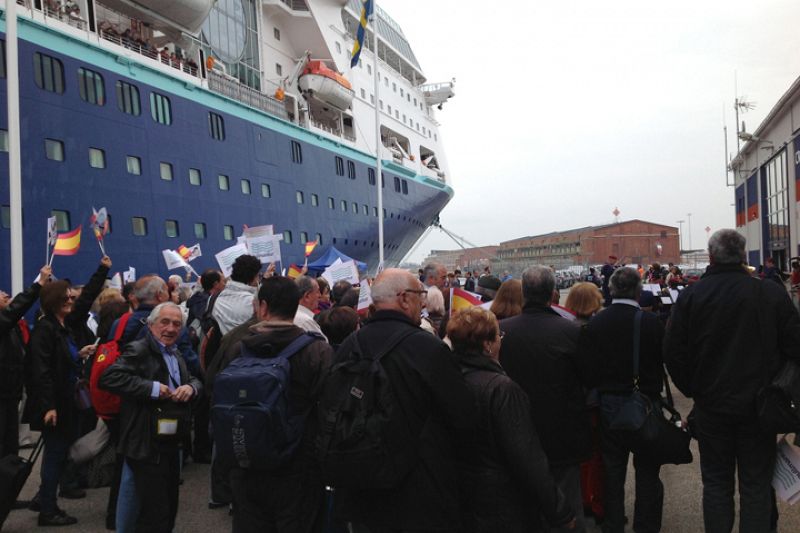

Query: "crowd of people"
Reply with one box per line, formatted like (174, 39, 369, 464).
(0, 228, 797, 532)
(96, 20, 199, 75)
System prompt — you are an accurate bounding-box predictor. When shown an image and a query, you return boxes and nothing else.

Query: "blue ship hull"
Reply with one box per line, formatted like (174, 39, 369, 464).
(0, 17, 453, 287)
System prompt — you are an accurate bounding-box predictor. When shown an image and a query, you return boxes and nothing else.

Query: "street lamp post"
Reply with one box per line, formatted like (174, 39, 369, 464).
(687, 213, 693, 251)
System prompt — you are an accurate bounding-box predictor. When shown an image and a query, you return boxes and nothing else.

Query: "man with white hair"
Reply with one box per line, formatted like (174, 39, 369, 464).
(331, 268, 474, 531)
(100, 302, 202, 533)
(293, 275, 327, 341)
(665, 229, 800, 532)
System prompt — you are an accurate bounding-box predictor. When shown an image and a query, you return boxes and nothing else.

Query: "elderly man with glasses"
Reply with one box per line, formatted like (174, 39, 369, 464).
(332, 268, 474, 533)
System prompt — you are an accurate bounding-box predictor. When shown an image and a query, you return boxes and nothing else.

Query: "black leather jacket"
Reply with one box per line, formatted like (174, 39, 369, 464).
(100, 331, 203, 462)
(457, 351, 573, 532)
(0, 282, 41, 400)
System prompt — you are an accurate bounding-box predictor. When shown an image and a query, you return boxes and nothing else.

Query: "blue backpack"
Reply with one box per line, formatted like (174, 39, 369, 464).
(211, 333, 318, 470)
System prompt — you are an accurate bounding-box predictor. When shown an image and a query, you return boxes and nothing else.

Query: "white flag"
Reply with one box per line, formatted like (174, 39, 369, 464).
(162, 249, 189, 271)
(47, 216, 58, 246)
(122, 267, 136, 284)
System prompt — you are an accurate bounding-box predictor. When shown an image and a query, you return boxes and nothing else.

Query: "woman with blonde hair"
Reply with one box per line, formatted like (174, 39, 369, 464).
(489, 279, 523, 320)
(447, 307, 574, 531)
(564, 282, 603, 324)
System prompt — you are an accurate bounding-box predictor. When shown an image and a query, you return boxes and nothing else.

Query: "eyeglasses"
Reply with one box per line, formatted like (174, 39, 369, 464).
(400, 289, 428, 297)
(63, 295, 77, 302)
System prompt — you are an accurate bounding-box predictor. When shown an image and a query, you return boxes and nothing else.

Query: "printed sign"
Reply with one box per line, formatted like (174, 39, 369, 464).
(214, 243, 250, 278)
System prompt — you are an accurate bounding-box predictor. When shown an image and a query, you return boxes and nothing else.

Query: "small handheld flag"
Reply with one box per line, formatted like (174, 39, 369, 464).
(287, 264, 303, 280)
(350, 0, 373, 68)
(304, 240, 318, 258)
(89, 207, 109, 255)
(450, 287, 483, 316)
(51, 226, 82, 263)
(177, 243, 202, 262)
(46, 216, 57, 262)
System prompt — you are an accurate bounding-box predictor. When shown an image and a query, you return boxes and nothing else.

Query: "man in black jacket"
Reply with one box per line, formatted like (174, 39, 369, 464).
(0, 265, 51, 458)
(334, 268, 475, 532)
(581, 267, 665, 533)
(499, 265, 592, 533)
(664, 229, 800, 533)
(100, 302, 202, 533)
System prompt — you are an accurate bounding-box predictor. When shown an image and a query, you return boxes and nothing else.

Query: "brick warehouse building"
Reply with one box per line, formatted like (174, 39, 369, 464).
(495, 220, 680, 271)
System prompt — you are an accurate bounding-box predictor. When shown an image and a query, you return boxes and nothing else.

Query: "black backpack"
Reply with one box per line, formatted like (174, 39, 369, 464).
(316, 327, 420, 490)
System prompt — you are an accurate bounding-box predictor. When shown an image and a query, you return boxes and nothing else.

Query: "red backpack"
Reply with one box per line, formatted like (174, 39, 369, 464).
(89, 313, 131, 419)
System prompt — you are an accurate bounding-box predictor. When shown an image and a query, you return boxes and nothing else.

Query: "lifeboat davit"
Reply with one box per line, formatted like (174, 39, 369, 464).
(298, 61, 355, 111)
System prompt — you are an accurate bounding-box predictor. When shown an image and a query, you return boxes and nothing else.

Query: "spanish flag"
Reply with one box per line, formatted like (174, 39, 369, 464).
(450, 287, 482, 316)
(350, 0, 373, 68)
(52, 226, 81, 256)
(304, 240, 318, 257)
(287, 264, 303, 280)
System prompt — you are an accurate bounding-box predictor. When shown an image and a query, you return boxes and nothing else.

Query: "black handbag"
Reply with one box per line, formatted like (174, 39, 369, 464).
(151, 400, 191, 442)
(608, 310, 652, 432)
(756, 358, 800, 434)
(609, 309, 693, 465)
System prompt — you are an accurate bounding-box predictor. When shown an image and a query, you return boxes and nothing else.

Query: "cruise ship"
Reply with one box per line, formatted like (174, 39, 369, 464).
(0, 0, 455, 286)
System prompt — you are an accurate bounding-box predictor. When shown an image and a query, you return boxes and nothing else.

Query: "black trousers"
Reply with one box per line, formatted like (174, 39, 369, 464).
(694, 408, 775, 533)
(128, 444, 181, 533)
(599, 396, 663, 533)
(230, 465, 324, 533)
(0, 398, 20, 458)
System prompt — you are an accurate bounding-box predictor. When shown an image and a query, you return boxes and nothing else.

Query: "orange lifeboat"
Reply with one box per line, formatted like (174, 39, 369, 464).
(298, 61, 355, 111)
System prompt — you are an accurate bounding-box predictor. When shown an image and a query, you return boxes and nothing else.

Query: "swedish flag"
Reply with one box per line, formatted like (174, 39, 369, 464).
(350, 0, 373, 68)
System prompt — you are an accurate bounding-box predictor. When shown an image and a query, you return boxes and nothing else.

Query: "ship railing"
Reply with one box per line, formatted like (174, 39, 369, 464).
(278, 0, 310, 12)
(309, 118, 355, 142)
(19, 0, 87, 31)
(98, 30, 199, 77)
(208, 70, 288, 119)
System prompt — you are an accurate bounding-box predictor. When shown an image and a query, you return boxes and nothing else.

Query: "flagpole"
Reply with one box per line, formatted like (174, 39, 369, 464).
(371, 2, 384, 268)
(7, 0, 24, 293)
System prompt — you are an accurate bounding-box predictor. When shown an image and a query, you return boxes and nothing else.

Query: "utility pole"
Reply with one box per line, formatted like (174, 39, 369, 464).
(676, 220, 685, 252)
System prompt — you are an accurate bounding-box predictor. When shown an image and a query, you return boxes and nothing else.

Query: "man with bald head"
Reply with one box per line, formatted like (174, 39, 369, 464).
(332, 269, 474, 532)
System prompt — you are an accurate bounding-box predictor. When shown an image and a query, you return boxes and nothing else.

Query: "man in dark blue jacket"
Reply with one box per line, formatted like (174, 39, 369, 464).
(665, 229, 800, 533)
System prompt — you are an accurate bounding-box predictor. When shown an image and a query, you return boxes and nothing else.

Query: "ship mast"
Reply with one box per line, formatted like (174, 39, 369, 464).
(371, 2, 384, 269)
(6, 0, 24, 293)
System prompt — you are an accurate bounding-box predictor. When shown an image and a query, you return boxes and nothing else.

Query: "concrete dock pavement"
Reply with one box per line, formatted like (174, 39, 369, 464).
(4, 390, 800, 532)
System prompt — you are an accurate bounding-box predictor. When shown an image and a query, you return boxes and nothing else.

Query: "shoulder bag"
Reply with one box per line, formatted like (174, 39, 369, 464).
(609, 309, 693, 465)
(755, 279, 800, 434)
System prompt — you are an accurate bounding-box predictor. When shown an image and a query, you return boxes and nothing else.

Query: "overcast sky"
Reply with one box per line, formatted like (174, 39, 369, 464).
(378, 0, 800, 263)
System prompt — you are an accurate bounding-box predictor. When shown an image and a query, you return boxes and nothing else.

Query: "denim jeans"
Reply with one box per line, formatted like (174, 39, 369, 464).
(599, 394, 664, 533)
(694, 408, 775, 533)
(39, 428, 72, 515)
(115, 460, 140, 533)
